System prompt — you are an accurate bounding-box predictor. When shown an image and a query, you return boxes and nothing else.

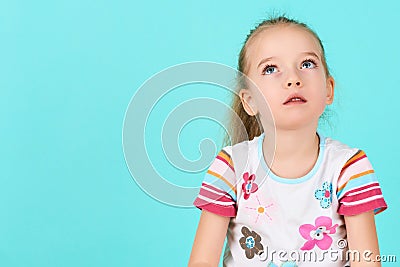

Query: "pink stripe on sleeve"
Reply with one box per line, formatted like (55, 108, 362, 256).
(338, 198, 387, 216)
(193, 182, 237, 217)
(198, 186, 235, 204)
(344, 182, 380, 195)
(193, 197, 237, 217)
(341, 188, 383, 203)
(338, 182, 387, 216)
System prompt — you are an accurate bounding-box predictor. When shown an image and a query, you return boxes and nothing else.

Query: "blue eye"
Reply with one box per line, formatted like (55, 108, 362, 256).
(301, 59, 317, 69)
(263, 65, 277, 75)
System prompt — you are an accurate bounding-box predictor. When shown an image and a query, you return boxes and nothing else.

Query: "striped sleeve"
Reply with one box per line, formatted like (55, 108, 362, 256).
(337, 150, 387, 216)
(193, 148, 237, 217)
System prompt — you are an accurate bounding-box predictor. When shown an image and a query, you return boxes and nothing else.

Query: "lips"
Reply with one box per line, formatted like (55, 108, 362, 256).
(283, 94, 307, 105)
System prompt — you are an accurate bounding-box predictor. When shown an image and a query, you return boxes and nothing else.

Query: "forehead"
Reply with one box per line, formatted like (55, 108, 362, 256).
(247, 25, 323, 65)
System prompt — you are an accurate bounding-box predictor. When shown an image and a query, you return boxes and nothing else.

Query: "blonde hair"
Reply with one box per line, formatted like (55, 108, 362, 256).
(223, 15, 331, 147)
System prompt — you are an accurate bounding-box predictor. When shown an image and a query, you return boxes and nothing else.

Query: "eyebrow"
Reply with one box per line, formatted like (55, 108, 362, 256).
(257, 51, 321, 69)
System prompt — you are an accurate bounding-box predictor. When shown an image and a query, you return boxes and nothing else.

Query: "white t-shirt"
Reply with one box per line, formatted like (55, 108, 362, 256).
(194, 132, 387, 267)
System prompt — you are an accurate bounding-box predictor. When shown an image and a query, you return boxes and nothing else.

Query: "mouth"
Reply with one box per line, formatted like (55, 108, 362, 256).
(283, 94, 307, 105)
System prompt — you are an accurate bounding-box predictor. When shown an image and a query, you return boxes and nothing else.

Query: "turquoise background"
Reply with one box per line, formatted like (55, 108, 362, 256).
(1, 0, 399, 266)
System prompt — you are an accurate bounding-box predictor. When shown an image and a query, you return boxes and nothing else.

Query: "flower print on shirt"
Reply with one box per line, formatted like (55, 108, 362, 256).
(314, 181, 333, 209)
(241, 172, 258, 200)
(299, 216, 338, 250)
(239, 226, 264, 259)
(245, 195, 273, 224)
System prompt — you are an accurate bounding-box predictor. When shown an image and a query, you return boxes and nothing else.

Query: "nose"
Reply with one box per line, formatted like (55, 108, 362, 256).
(287, 81, 301, 87)
(285, 70, 302, 89)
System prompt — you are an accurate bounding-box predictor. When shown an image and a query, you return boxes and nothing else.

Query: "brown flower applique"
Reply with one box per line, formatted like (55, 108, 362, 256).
(239, 226, 264, 259)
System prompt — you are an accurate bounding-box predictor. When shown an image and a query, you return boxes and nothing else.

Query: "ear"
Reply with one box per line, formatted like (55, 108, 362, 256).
(239, 89, 258, 116)
(325, 76, 335, 105)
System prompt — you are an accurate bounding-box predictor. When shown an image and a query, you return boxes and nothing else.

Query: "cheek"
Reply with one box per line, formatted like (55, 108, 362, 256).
(256, 88, 280, 107)
(257, 93, 281, 125)
(316, 88, 329, 113)
(304, 74, 328, 95)
(252, 89, 275, 115)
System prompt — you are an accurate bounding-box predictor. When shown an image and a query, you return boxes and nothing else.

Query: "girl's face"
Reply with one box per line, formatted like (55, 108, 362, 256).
(240, 25, 335, 131)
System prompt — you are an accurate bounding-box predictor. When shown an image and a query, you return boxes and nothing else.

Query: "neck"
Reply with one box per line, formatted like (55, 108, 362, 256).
(262, 126, 320, 173)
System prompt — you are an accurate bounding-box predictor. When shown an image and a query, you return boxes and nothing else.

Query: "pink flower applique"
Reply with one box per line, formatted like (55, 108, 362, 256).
(245, 195, 273, 224)
(241, 172, 258, 200)
(299, 216, 338, 250)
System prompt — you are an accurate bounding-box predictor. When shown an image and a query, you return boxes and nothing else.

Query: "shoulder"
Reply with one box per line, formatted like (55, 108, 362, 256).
(319, 135, 376, 176)
(324, 136, 359, 156)
(322, 135, 361, 167)
(328, 141, 388, 215)
(323, 136, 375, 169)
(215, 134, 262, 176)
(220, 134, 262, 159)
(230, 133, 262, 162)
(317, 135, 372, 185)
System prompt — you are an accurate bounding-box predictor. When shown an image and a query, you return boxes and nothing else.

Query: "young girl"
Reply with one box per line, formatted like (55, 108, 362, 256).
(188, 16, 387, 267)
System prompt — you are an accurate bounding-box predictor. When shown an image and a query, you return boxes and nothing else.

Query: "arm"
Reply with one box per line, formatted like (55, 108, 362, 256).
(344, 210, 381, 267)
(188, 210, 231, 267)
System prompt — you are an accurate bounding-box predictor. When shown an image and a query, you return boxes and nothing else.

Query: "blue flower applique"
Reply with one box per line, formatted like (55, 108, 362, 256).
(314, 181, 333, 209)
